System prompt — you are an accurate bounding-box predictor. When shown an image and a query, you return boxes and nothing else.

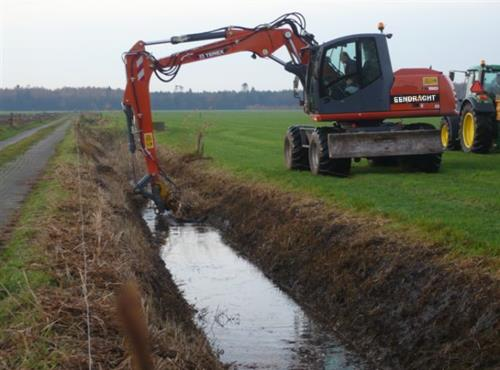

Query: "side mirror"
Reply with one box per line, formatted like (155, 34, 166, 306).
(449, 71, 455, 81)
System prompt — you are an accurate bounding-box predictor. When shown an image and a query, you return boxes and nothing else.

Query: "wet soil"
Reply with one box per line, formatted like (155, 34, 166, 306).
(157, 151, 500, 370)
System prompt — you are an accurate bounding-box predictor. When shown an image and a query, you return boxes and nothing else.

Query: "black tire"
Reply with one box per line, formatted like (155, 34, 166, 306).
(459, 104, 495, 153)
(401, 123, 442, 173)
(308, 127, 351, 177)
(369, 156, 400, 167)
(284, 125, 311, 170)
(440, 116, 460, 150)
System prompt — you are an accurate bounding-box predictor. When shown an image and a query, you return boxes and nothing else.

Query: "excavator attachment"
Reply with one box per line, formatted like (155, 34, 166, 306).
(327, 129, 443, 158)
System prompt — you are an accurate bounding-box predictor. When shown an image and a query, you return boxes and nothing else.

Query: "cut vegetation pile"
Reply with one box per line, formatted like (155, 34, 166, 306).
(158, 149, 500, 370)
(0, 117, 222, 369)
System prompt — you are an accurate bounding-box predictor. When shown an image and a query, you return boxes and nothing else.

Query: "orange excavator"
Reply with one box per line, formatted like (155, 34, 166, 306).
(122, 13, 456, 212)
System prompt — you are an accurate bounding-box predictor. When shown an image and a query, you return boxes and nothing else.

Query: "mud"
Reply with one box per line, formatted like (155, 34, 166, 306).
(156, 150, 500, 370)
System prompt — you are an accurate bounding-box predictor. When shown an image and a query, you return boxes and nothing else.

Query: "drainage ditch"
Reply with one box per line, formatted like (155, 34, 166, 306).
(143, 206, 367, 370)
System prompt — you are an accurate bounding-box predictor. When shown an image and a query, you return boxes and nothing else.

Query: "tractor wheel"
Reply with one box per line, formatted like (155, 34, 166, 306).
(402, 123, 442, 173)
(459, 104, 495, 153)
(308, 127, 351, 177)
(284, 125, 311, 170)
(440, 116, 460, 150)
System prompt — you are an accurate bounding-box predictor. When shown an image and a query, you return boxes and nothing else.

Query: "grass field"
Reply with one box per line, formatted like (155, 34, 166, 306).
(109, 110, 499, 257)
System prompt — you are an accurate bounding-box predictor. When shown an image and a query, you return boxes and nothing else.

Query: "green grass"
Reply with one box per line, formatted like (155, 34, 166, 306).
(0, 119, 51, 141)
(107, 110, 500, 257)
(0, 128, 75, 368)
(0, 123, 61, 167)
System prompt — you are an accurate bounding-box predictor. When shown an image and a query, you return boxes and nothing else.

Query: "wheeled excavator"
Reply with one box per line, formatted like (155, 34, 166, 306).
(122, 13, 456, 213)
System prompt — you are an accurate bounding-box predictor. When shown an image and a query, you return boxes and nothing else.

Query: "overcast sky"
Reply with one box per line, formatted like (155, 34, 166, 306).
(1, 0, 499, 92)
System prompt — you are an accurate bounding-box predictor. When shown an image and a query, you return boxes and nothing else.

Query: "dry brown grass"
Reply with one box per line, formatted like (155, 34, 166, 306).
(0, 117, 223, 369)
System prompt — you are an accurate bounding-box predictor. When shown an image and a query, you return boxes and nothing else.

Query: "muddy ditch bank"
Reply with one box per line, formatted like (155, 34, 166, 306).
(156, 151, 500, 370)
(1, 122, 223, 369)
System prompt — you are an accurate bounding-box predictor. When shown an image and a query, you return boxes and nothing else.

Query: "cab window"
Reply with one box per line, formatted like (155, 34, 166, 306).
(320, 38, 382, 100)
(359, 38, 381, 86)
(320, 41, 358, 100)
(484, 72, 500, 94)
(465, 71, 477, 93)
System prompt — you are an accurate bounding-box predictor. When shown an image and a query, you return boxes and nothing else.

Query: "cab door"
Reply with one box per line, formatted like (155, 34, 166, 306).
(316, 34, 394, 116)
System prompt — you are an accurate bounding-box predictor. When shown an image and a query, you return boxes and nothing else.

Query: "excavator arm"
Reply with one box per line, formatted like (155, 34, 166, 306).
(122, 14, 315, 212)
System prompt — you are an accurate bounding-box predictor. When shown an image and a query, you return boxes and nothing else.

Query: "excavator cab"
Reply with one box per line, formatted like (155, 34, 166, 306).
(289, 30, 455, 176)
(305, 33, 393, 115)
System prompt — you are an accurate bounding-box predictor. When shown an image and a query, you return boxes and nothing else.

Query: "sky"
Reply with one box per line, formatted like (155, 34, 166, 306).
(1, 0, 500, 92)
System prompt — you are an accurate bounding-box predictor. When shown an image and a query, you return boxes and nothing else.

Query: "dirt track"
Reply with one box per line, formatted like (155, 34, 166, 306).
(0, 120, 70, 229)
(0, 117, 65, 151)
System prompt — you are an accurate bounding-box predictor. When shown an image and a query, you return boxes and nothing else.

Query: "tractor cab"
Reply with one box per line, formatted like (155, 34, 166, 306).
(449, 63, 500, 103)
(305, 33, 394, 116)
(481, 65, 500, 96)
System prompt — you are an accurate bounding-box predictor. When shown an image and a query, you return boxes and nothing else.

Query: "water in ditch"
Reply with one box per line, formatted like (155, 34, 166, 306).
(144, 207, 366, 370)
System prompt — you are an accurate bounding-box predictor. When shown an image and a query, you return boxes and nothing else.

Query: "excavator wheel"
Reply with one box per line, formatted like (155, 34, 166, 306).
(401, 123, 442, 173)
(308, 127, 351, 177)
(369, 156, 400, 167)
(459, 104, 495, 153)
(440, 116, 461, 150)
(284, 125, 312, 170)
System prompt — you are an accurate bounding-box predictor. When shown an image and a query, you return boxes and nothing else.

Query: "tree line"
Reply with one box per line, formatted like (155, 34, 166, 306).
(0, 87, 301, 111)
(0, 84, 467, 111)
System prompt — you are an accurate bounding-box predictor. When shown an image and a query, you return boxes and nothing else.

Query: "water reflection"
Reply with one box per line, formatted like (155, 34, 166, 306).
(143, 208, 364, 370)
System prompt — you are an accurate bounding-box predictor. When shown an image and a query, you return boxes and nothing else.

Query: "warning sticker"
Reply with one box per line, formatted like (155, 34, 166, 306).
(144, 133, 154, 149)
(391, 94, 439, 104)
(423, 76, 438, 86)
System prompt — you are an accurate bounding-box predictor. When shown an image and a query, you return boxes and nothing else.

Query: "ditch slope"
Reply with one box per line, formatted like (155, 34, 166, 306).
(75, 120, 498, 369)
(157, 151, 500, 370)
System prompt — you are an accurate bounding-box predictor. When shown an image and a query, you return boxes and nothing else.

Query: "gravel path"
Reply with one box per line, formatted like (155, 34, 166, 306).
(0, 116, 67, 152)
(0, 120, 71, 229)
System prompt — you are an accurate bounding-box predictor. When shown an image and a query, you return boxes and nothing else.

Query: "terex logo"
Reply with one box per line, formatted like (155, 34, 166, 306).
(198, 49, 225, 59)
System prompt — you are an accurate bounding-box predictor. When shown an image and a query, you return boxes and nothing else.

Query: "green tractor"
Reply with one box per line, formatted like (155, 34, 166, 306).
(441, 61, 500, 153)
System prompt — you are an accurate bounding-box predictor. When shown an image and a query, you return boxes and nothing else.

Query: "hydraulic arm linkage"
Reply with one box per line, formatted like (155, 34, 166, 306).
(122, 13, 316, 212)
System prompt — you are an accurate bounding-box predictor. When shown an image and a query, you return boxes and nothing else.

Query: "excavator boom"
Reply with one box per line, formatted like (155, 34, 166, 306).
(122, 14, 315, 211)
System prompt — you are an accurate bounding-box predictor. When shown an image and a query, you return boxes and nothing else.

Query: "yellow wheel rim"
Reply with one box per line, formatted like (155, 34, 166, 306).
(440, 123, 449, 148)
(462, 112, 475, 149)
